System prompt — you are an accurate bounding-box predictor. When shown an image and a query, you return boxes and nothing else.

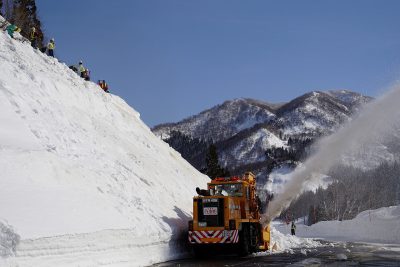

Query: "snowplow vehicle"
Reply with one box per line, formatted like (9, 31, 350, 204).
(188, 172, 270, 256)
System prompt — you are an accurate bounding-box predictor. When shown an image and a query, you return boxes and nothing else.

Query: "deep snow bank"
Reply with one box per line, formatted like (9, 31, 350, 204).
(276, 206, 400, 244)
(268, 225, 320, 253)
(0, 221, 19, 257)
(0, 24, 208, 266)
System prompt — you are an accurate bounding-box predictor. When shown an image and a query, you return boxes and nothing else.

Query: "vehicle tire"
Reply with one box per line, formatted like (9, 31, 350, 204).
(249, 224, 260, 253)
(238, 225, 250, 256)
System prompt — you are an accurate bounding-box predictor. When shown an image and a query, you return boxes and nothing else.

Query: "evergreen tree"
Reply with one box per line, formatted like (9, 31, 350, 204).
(12, 0, 43, 47)
(164, 131, 209, 170)
(203, 144, 230, 179)
(307, 205, 317, 226)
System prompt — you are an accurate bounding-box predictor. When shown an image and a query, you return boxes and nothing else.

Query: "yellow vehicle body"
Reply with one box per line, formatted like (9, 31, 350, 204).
(188, 172, 270, 256)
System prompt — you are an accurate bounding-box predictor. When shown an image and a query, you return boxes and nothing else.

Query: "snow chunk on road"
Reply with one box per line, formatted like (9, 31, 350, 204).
(270, 224, 321, 253)
(255, 224, 321, 257)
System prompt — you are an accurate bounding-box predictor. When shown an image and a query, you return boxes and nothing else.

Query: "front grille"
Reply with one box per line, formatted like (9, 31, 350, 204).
(197, 198, 224, 227)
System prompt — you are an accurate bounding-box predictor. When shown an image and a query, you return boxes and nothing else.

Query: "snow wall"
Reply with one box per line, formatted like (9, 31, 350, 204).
(0, 25, 209, 266)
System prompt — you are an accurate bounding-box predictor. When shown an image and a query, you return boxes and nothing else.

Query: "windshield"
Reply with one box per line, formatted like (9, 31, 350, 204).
(210, 184, 243, 197)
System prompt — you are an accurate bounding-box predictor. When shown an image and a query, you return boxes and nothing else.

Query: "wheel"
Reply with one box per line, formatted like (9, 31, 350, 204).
(249, 224, 260, 253)
(238, 225, 250, 256)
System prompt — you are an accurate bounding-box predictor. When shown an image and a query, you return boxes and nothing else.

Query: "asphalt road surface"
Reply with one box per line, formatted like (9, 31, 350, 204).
(154, 241, 400, 267)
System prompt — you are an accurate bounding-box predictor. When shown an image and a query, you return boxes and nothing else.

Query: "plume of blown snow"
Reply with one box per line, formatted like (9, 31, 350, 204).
(262, 84, 400, 225)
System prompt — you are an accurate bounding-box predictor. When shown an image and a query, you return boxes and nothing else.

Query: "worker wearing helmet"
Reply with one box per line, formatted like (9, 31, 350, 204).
(103, 80, 109, 92)
(6, 24, 20, 38)
(78, 61, 86, 77)
(98, 80, 109, 92)
(47, 38, 55, 57)
(30, 27, 39, 48)
(84, 69, 90, 81)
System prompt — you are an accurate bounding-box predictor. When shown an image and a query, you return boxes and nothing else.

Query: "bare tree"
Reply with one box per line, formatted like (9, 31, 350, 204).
(282, 161, 400, 225)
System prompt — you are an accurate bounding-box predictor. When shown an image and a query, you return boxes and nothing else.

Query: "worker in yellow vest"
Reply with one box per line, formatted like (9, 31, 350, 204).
(47, 38, 55, 57)
(30, 27, 39, 48)
(78, 61, 86, 76)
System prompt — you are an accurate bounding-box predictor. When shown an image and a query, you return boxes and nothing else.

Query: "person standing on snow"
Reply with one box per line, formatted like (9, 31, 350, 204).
(291, 221, 296, 235)
(47, 38, 55, 57)
(77, 61, 86, 77)
(29, 27, 39, 48)
(79, 63, 90, 81)
(6, 24, 20, 38)
(98, 80, 109, 92)
(83, 69, 90, 81)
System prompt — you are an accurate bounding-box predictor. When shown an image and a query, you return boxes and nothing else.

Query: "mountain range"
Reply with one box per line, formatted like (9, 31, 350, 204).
(152, 90, 373, 177)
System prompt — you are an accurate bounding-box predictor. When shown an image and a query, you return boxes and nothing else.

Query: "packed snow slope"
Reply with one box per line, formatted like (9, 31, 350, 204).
(276, 206, 400, 245)
(0, 27, 209, 266)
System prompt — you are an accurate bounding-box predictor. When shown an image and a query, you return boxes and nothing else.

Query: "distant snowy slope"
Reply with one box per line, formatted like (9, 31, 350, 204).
(219, 125, 287, 167)
(0, 24, 208, 267)
(276, 91, 368, 135)
(153, 98, 276, 142)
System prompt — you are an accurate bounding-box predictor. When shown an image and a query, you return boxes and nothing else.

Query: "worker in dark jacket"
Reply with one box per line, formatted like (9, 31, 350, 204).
(291, 221, 296, 235)
(83, 69, 90, 81)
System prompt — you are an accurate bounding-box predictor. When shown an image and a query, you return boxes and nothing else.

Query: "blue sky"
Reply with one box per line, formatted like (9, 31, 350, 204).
(36, 0, 400, 127)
